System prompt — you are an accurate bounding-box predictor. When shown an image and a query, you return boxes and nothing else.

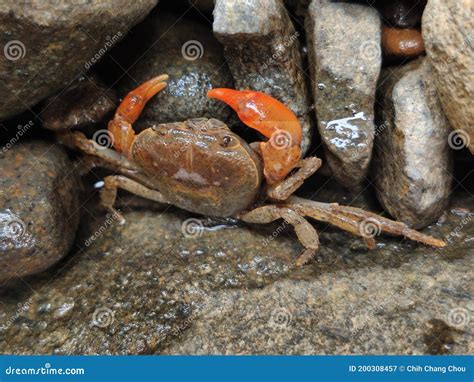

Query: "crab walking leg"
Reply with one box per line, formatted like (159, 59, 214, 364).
(268, 157, 322, 201)
(239, 206, 319, 266)
(101, 175, 170, 223)
(108, 74, 168, 157)
(287, 196, 446, 248)
(57, 131, 139, 171)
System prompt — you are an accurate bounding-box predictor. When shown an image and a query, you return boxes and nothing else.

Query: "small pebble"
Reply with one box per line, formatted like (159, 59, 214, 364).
(382, 27, 425, 58)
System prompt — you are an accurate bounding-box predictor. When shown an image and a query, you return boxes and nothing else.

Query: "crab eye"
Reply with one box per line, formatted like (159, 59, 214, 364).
(219, 134, 239, 148)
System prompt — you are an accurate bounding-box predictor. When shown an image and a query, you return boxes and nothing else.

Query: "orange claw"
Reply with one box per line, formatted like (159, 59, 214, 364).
(108, 74, 168, 157)
(208, 88, 302, 185)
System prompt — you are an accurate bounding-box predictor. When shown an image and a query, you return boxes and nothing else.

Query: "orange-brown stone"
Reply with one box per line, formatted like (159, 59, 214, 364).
(382, 27, 425, 58)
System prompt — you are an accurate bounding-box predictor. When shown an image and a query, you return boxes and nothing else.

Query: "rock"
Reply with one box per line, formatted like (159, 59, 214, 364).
(382, 27, 425, 59)
(116, 11, 233, 131)
(374, 58, 453, 228)
(0, 190, 471, 354)
(377, 0, 427, 28)
(306, 1, 381, 187)
(41, 74, 118, 131)
(0, 1, 158, 121)
(0, 141, 81, 284)
(213, 0, 312, 154)
(422, 0, 474, 154)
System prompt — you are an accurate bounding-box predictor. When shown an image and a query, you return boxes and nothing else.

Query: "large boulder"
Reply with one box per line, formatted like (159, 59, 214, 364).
(422, 0, 474, 154)
(0, 0, 157, 120)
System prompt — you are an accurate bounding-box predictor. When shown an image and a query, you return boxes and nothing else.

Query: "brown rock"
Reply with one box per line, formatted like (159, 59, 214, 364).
(213, 0, 312, 154)
(41, 75, 118, 131)
(374, 58, 453, 228)
(306, 1, 381, 187)
(422, 0, 474, 154)
(0, 0, 158, 121)
(382, 27, 425, 58)
(0, 141, 81, 284)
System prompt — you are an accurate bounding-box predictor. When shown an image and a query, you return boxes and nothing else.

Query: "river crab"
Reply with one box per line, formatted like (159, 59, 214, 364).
(60, 74, 445, 265)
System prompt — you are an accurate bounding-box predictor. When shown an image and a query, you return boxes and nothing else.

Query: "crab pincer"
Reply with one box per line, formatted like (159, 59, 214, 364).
(108, 74, 169, 157)
(208, 88, 303, 185)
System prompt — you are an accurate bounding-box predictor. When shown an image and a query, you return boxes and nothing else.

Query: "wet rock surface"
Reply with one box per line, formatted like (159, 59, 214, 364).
(306, 2, 381, 187)
(0, 0, 157, 121)
(0, 141, 81, 284)
(116, 11, 233, 131)
(213, 0, 312, 154)
(40, 75, 118, 132)
(377, 0, 427, 28)
(0, 189, 471, 354)
(422, 0, 474, 154)
(382, 27, 425, 59)
(374, 59, 453, 229)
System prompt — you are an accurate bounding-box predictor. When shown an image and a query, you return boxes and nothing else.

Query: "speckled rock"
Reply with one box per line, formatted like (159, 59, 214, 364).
(0, 188, 471, 354)
(382, 27, 425, 59)
(306, 2, 381, 187)
(374, 58, 453, 229)
(41, 74, 118, 131)
(213, 0, 312, 154)
(422, 0, 474, 154)
(117, 11, 233, 131)
(0, 0, 157, 121)
(0, 141, 81, 284)
(377, 0, 427, 28)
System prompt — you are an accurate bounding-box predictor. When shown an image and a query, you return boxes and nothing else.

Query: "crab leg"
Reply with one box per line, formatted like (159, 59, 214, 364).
(287, 196, 446, 248)
(208, 88, 303, 185)
(108, 74, 168, 157)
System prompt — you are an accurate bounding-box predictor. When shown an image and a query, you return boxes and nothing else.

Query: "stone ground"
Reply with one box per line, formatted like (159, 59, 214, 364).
(0, 179, 472, 355)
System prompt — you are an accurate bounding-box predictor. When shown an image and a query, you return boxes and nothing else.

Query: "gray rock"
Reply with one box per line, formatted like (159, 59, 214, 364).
(306, 1, 381, 187)
(374, 58, 453, 229)
(213, 0, 312, 154)
(0, 0, 157, 121)
(422, 0, 474, 154)
(0, 141, 81, 284)
(40, 74, 118, 131)
(0, 189, 471, 354)
(117, 12, 233, 131)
